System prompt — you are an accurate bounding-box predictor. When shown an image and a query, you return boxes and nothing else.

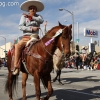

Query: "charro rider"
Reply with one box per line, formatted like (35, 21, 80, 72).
(81, 46, 88, 66)
(12, 0, 44, 75)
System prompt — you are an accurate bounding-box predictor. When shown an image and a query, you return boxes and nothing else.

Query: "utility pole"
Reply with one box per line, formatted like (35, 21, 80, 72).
(44, 21, 47, 34)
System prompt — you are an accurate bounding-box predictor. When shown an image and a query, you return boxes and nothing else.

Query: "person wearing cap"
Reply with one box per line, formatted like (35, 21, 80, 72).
(12, 0, 44, 75)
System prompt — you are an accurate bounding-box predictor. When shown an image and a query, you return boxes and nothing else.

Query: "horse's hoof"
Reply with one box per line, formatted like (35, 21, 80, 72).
(40, 98, 45, 100)
(51, 80, 54, 83)
(59, 82, 64, 85)
(40, 97, 48, 100)
(52, 79, 56, 82)
(9, 98, 13, 100)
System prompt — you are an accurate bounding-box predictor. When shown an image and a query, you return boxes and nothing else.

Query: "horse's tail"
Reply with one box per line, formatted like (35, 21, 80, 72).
(5, 73, 18, 95)
(5, 48, 19, 95)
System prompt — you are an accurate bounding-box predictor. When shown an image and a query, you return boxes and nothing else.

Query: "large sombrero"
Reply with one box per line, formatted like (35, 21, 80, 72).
(82, 46, 85, 49)
(20, 0, 44, 12)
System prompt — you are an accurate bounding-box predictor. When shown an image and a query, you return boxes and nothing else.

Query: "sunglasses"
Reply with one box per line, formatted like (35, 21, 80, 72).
(29, 6, 37, 10)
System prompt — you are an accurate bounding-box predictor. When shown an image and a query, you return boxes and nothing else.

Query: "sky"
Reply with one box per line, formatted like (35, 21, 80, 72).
(0, 0, 100, 47)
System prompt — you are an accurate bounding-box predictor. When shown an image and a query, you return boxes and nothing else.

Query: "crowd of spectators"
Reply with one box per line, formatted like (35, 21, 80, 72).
(65, 53, 100, 71)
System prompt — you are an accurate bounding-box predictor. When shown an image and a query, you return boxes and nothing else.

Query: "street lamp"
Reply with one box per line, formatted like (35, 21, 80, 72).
(44, 21, 47, 34)
(0, 36, 6, 59)
(59, 8, 75, 52)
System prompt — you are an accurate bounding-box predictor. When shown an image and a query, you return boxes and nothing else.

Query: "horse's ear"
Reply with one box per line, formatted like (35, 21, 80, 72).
(69, 24, 72, 28)
(58, 21, 63, 28)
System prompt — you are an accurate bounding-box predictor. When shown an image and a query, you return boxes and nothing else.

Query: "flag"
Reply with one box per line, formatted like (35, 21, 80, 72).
(14, 38, 18, 44)
(7, 49, 11, 56)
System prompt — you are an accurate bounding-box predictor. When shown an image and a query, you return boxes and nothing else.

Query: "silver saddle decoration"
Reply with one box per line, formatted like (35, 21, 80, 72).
(26, 34, 39, 47)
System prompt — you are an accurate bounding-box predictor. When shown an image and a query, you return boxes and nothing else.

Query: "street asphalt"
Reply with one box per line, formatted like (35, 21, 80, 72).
(1, 66, 100, 81)
(51, 67, 100, 81)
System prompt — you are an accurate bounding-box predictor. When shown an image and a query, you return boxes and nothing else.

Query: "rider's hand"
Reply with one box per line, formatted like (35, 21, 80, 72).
(23, 13, 30, 18)
(32, 27, 40, 31)
(23, 13, 33, 20)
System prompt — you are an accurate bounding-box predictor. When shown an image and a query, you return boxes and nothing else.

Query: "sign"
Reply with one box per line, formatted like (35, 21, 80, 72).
(89, 43, 95, 52)
(76, 39, 80, 42)
(84, 28, 98, 37)
(4, 50, 7, 52)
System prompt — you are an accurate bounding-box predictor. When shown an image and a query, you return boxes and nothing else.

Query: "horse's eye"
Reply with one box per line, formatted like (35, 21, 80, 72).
(62, 36, 66, 39)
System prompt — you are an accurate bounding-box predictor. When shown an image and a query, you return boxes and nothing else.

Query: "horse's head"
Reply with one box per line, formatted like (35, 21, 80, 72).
(56, 22, 72, 58)
(43, 22, 72, 58)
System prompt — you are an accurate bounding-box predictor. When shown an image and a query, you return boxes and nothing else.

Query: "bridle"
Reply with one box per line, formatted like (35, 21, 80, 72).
(26, 27, 70, 64)
(40, 27, 66, 57)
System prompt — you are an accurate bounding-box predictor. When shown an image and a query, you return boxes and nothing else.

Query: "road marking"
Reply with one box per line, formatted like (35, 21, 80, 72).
(1, 77, 100, 98)
(19, 80, 100, 97)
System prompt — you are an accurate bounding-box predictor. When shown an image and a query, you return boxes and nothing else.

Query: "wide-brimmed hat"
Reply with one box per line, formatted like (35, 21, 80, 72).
(82, 46, 85, 49)
(20, 0, 44, 12)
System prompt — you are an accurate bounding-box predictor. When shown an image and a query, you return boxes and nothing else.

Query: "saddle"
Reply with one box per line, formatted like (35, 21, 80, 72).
(11, 39, 38, 73)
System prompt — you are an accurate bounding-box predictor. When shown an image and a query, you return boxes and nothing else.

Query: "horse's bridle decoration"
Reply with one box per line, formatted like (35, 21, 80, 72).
(45, 29, 63, 46)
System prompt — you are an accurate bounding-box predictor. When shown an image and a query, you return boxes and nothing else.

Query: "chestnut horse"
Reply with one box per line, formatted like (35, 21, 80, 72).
(5, 22, 72, 100)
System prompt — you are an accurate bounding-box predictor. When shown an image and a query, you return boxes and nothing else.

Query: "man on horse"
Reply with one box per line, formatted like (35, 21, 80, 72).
(81, 46, 88, 65)
(12, 0, 44, 75)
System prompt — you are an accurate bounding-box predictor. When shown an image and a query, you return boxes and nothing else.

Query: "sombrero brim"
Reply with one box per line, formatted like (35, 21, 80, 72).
(82, 46, 85, 49)
(20, 0, 44, 12)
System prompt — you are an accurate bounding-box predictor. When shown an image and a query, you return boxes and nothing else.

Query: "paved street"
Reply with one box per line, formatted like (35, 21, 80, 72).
(0, 67, 100, 100)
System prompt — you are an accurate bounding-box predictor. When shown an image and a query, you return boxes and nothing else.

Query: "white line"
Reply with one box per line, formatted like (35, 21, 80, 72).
(19, 80, 100, 97)
(1, 77, 100, 98)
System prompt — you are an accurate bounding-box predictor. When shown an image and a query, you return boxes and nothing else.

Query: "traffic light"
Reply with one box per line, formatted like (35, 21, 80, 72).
(5, 53, 8, 59)
(76, 45, 79, 51)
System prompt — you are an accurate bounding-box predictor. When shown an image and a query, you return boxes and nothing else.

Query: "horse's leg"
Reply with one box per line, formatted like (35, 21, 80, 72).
(41, 74, 53, 100)
(57, 69, 63, 85)
(22, 72, 28, 100)
(34, 70, 41, 100)
(52, 70, 58, 82)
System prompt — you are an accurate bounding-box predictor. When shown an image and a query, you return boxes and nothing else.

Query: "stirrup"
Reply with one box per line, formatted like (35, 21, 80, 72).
(12, 68, 19, 75)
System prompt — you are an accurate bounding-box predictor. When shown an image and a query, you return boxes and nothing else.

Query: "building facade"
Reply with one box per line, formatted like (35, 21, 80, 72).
(0, 42, 13, 59)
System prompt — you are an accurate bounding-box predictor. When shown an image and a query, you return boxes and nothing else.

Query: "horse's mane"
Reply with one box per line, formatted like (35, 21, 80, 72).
(31, 26, 60, 52)
(47, 26, 59, 33)
(46, 26, 60, 35)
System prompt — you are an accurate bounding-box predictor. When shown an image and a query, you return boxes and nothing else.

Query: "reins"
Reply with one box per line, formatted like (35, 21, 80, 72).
(40, 28, 54, 57)
(39, 28, 66, 59)
(26, 27, 67, 64)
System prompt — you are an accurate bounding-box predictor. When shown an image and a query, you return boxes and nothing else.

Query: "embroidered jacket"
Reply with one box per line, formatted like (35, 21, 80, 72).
(19, 14, 44, 35)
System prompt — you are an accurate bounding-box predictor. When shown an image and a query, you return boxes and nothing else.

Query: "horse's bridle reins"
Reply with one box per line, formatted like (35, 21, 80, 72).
(40, 27, 67, 59)
(26, 27, 68, 63)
